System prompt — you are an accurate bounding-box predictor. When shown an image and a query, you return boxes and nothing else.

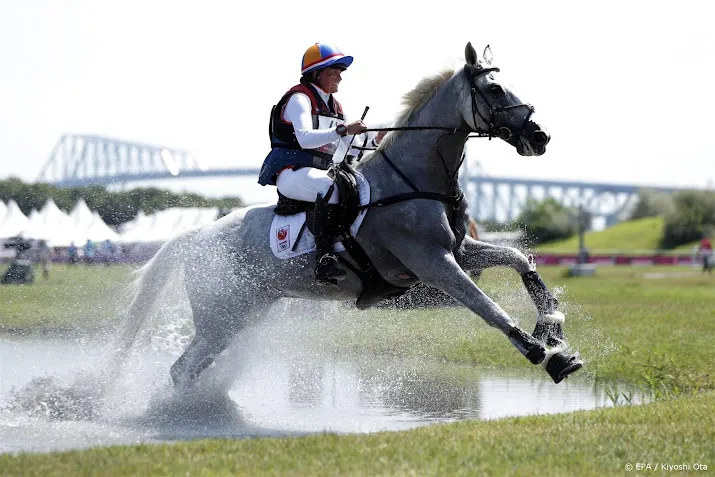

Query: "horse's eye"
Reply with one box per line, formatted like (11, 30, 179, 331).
(489, 84, 504, 95)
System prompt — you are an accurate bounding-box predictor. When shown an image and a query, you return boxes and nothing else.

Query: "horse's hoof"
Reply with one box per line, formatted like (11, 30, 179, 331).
(544, 349, 583, 384)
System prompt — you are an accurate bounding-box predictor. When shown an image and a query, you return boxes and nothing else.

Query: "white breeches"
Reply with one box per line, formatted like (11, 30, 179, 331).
(276, 167, 340, 204)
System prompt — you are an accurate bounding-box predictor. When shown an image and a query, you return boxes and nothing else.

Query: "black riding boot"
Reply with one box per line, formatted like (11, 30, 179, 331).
(313, 193, 346, 283)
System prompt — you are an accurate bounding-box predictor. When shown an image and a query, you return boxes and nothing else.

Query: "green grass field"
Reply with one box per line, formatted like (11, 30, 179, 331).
(534, 216, 702, 254)
(0, 263, 134, 332)
(1, 262, 714, 475)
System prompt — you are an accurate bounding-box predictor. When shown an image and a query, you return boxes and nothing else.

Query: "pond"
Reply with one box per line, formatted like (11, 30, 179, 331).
(0, 332, 643, 454)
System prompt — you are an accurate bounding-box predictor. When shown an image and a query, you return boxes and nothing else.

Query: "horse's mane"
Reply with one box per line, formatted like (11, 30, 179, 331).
(376, 68, 455, 152)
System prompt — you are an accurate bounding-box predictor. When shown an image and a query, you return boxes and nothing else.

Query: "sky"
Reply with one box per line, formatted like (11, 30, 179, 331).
(1, 0, 713, 204)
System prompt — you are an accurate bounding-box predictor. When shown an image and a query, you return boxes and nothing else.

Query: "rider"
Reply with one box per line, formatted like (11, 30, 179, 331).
(259, 43, 373, 284)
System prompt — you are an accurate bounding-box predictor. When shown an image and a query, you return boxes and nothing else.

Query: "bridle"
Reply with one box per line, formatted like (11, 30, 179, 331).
(463, 64, 535, 142)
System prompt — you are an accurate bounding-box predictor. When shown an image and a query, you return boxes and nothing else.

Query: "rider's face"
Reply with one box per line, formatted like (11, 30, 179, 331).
(316, 67, 344, 94)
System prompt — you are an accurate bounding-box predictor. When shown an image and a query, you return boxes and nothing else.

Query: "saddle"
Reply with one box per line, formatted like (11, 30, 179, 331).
(274, 161, 412, 309)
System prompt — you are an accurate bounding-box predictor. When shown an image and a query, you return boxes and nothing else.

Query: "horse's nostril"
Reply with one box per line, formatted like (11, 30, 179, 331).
(533, 130, 549, 145)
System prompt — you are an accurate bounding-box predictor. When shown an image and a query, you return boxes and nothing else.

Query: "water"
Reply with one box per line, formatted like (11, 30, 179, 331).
(0, 334, 639, 455)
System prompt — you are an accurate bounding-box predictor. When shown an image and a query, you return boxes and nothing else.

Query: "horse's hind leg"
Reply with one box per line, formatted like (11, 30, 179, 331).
(170, 333, 227, 387)
(170, 296, 272, 388)
(457, 236, 565, 346)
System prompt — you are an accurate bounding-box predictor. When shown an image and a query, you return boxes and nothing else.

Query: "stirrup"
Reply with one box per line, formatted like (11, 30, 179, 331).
(315, 254, 346, 282)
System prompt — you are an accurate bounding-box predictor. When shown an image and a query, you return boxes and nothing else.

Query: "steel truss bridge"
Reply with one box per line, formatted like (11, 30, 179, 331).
(39, 134, 681, 225)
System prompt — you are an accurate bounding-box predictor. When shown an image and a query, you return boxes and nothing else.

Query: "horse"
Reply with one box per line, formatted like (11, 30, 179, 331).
(113, 43, 582, 389)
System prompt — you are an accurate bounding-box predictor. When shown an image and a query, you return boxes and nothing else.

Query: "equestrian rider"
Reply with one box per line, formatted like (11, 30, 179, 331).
(259, 43, 377, 283)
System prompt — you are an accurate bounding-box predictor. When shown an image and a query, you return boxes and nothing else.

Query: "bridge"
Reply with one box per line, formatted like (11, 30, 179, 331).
(39, 134, 682, 225)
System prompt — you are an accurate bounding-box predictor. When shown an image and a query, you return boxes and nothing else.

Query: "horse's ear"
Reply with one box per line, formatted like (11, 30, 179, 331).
(483, 45, 493, 66)
(465, 42, 478, 66)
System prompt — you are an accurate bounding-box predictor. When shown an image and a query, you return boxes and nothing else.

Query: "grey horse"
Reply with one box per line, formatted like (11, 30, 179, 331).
(114, 43, 582, 388)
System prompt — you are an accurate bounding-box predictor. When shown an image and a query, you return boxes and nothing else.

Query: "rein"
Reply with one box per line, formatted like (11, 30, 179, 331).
(364, 126, 490, 139)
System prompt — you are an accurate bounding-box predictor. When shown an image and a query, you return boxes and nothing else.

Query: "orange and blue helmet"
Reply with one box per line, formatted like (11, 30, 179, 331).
(301, 43, 353, 76)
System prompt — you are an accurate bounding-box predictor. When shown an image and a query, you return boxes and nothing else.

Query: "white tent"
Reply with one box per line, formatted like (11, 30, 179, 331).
(117, 211, 157, 244)
(24, 198, 71, 244)
(118, 207, 220, 244)
(70, 199, 95, 231)
(119, 210, 147, 235)
(24, 209, 48, 241)
(28, 208, 40, 222)
(167, 207, 219, 236)
(60, 199, 98, 246)
(0, 200, 30, 238)
(140, 208, 184, 243)
(84, 211, 120, 243)
(43, 200, 120, 247)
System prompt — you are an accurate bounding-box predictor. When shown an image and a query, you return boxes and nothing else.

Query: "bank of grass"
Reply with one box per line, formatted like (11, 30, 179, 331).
(535, 216, 665, 253)
(2, 263, 715, 475)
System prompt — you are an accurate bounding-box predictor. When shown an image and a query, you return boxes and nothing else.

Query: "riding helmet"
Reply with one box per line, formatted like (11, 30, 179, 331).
(301, 43, 353, 75)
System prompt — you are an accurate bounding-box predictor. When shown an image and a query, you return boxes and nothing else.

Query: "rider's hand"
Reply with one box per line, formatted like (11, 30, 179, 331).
(346, 120, 367, 135)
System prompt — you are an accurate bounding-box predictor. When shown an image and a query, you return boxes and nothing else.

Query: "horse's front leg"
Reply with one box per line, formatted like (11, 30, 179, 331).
(391, 243, 581, 383)
(456, 236, 566, 347)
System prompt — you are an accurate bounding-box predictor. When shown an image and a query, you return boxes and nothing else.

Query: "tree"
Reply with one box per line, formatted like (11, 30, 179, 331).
(629, 189, 675, 220)
(516, 197, 579, 245)
(661, 190, 715, 248)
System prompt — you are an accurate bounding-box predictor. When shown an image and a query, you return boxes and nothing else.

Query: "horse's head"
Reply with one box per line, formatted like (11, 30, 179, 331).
(462, 42, 550, 156)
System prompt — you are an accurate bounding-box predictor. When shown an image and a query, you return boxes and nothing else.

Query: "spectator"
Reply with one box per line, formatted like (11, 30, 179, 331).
(84, 239, 95, 265)
(698, 235, 713, 274)
(36, 240, 52, 279)
(67, 242, 78, 265)
(101, 239, 115, 265)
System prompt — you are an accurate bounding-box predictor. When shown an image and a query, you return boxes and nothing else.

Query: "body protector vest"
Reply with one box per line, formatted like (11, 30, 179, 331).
(259, 83, 345, 186)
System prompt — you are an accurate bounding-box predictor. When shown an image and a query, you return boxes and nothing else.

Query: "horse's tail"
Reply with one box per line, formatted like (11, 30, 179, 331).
(110, 228, 199, 366)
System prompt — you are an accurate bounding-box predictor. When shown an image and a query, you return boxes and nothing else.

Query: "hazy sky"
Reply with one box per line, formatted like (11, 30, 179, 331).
(1, 1, 713, 202)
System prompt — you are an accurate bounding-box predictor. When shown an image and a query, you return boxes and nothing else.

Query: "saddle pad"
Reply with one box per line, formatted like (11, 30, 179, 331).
(269, 171, 370, 259)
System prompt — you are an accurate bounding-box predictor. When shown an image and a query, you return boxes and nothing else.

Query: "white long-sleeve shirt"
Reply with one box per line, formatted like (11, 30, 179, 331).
(282, 84, 376, 160)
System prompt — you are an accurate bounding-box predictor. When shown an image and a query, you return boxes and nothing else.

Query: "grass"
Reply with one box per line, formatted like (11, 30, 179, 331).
(2, 263, 715, 475)
(0, 263, 134, 332)
(673, 240, 702, 252)
(1, 392, 713, 476)
(535, 216, 666, 253)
